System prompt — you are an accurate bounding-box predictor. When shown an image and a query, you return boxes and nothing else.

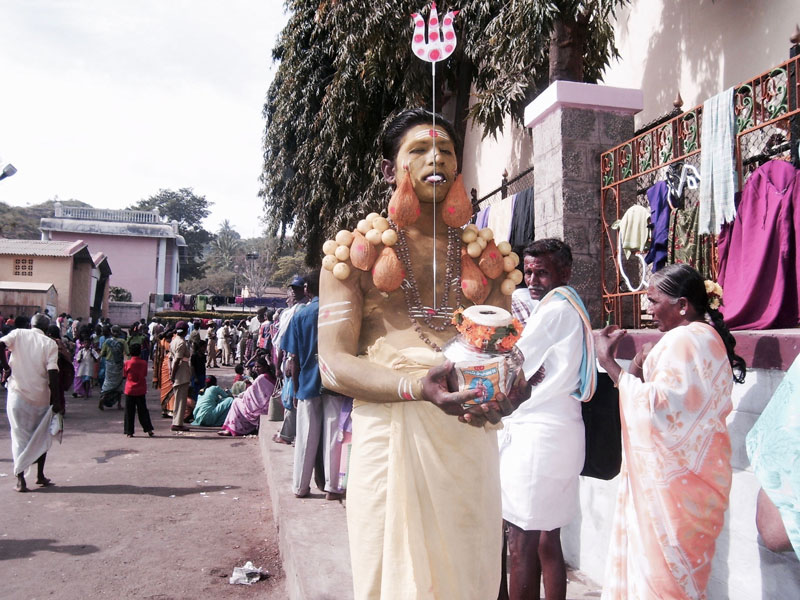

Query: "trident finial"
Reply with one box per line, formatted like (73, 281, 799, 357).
(410, 3, 459, 63)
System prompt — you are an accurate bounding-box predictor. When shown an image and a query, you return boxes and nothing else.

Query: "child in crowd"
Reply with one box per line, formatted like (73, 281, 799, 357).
(123, 343, 154, 437)
(73, 335, 99, 398)
(231, 363, 252, 396)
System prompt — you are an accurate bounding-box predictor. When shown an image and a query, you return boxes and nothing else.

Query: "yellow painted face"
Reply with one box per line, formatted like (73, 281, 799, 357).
(393, 123, 458, 204)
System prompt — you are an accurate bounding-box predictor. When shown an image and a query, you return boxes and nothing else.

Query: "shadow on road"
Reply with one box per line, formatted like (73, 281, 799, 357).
(34, 484, 239, 497)
(0, 538, 100, 560)
(93, 448, 139, 463)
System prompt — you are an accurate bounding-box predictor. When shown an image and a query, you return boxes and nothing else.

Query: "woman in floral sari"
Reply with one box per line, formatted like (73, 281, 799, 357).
(595, 264, 745, 600)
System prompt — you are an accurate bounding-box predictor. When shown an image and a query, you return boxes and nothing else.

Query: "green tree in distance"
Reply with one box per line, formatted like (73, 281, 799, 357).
(261, 0, 626, 264)
(128, 188, 213, 281)
(109, 286, 133, 302)
(206, 219, 242, 272)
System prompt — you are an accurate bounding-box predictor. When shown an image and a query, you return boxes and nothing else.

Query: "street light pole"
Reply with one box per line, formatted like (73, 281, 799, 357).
(0, 164, 17, 182)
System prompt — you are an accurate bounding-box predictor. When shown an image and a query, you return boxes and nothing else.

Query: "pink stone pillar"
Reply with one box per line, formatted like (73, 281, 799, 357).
(525, 82, 643, 325)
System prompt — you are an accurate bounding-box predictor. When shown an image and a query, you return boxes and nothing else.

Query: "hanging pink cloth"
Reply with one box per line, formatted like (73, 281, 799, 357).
(717, 160, 800, 329)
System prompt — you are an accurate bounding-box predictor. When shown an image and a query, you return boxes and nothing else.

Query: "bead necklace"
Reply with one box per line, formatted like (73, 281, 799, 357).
(393, 222, 462, 351)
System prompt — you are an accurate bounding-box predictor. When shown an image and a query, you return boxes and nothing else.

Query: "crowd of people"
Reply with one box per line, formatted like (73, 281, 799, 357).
(2, 107, 797, 600)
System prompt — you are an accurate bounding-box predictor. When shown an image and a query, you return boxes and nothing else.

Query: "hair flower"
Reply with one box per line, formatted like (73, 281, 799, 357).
(704, 280, 723, 310)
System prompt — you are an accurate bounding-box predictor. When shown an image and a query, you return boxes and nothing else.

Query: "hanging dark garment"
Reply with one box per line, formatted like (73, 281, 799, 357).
(667, 203, 715, 280)
(644, 181, 670, 272)
(509, 187, 535, 250)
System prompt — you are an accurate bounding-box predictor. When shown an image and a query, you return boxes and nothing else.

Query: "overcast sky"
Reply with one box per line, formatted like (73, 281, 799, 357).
(0, 0, 288, 239)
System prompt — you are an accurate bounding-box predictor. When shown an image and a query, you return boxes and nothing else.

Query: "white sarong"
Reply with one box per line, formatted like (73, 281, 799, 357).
(7, 390, 58, 476)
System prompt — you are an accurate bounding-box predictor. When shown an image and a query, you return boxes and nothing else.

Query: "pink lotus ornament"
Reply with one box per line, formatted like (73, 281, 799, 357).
(410, 3, 459, 63)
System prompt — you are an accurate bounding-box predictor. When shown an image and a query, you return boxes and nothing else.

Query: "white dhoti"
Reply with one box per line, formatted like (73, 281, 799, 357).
(7, 390, 57, 476)
(346, 340, 502, 600)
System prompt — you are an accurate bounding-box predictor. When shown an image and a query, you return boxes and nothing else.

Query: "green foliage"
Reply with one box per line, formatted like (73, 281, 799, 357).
(109, 286, 133, 302)
(0, 198, 92, 239)
(128, 188, 213, 281)
(206, 219, 242, 272)
(270, 250, 308, 289)
(261, 0, 626, 264)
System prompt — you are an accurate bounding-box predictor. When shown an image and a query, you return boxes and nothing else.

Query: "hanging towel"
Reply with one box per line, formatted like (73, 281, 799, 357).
(509, 187, 535, 250)
(644, 182, 671, 271)
(612, 204, 650, 258)
(487, 195, 515, 243)
(196, 295, 208, 312)
(699, 87, 737, 234)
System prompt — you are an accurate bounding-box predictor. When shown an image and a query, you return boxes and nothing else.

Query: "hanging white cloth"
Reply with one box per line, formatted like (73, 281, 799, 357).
(699, 87, 737, 234)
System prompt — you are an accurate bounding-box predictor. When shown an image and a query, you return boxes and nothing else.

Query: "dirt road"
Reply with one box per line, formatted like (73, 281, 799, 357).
(0, 365, 286, 599)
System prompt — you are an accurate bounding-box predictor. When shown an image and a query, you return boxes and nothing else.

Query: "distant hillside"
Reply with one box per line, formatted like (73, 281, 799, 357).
(0, 199, 92, 239)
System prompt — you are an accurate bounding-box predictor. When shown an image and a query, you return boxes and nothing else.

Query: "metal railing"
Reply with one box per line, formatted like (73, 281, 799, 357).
(55, 205, 161, 224)
(471, 166, 534, 212)
(600, 50, 800, 328)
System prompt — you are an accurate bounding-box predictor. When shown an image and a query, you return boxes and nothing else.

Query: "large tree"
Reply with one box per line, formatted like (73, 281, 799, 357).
(128, 188, 213, 281)
(261, 0, 625, 264)
(206, 219, 242, 272)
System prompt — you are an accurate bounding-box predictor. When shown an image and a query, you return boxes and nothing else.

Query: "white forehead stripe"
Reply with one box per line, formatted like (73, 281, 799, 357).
(413, 128, 450, 141)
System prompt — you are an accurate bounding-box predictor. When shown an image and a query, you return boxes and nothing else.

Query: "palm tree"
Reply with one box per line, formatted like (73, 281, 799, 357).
(207, 220, 242, 272)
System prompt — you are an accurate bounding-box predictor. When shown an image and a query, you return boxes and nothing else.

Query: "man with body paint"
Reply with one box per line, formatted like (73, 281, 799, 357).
(318, 108, 513, 600)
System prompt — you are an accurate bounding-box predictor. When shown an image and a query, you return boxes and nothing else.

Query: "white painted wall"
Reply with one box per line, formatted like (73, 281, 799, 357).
(461, 0, 799, 193)
(603, 0, 799, 126)
(563, 365, 800, 599)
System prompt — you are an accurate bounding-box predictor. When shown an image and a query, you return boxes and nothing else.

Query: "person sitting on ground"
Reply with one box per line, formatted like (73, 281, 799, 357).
(123, 343, 154, 438)
(230, 363, 252, 396)
(218, 356, 276, 437)
(192, 375, 234, 428)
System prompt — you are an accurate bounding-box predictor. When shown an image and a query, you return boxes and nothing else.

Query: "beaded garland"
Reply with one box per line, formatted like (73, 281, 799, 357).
(321, 212, 521, 349)
(394, 223, 462, 351)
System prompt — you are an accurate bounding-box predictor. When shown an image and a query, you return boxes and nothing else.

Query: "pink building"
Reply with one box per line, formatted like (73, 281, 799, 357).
(40, 203, 186, 310)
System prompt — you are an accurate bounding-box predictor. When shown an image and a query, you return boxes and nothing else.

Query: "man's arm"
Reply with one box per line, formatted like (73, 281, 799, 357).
(0, 340, 9, 374)
(48, 369, 63, 413)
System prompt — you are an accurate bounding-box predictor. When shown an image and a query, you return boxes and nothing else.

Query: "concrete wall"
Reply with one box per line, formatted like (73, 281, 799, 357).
(461, 112, 534, 201)
(69, 260, 93, 321)
(563, 364, 800, 599)
(0, 255, 74, 316)
(108, 301, 146, 325)
(48, 232, 159, 306)
(602, 0, 799, 126)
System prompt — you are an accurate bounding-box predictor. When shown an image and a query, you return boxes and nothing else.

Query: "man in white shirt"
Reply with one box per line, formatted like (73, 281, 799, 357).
(0, 314, 62, 492)
(498, 239, 596, 600)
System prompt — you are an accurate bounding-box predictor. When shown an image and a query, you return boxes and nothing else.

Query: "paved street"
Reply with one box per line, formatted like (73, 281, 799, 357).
(0, 365, 286, 599)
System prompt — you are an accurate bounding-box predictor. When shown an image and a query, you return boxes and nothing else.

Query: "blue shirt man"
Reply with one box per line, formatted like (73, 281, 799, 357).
(280, 270, 347, 499)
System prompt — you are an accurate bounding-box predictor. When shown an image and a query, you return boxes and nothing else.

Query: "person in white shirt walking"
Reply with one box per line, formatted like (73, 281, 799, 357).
(0, 314, 63, 492)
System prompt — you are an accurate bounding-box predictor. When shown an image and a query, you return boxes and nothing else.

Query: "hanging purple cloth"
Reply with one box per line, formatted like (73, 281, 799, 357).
(475, 205, 490, 229)
(644, 181, 670, 271)
(717, 160, 800, 330)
